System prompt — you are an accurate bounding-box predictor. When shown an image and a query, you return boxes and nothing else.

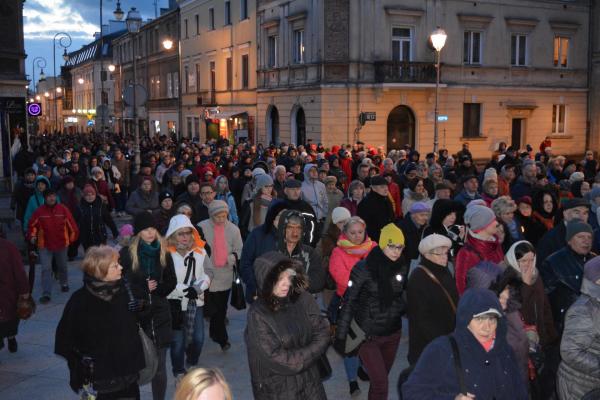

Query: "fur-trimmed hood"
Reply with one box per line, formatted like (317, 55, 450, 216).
(253, 251, 308, 310)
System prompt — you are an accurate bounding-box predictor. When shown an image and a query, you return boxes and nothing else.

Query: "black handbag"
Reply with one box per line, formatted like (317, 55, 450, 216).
(230, 253, 246, 310)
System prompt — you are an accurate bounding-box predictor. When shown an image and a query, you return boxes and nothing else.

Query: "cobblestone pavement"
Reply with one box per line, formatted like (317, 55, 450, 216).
(0, 197, 410, 399)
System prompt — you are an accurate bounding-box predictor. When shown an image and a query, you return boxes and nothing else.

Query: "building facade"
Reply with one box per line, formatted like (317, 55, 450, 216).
(179, 0, 257, 142)
(255, 0, 593, 156)
(111, 6, 180, 137)
(63, 28, 125, 133)
(0, 0, 27, 184)
(34, 77, 64, 134)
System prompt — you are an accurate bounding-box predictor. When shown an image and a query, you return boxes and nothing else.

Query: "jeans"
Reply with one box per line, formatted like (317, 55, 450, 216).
(39, 248, 68, 297)
(358, 331, 402, 400)
(209, 289, 230, 346)
(170, 306, 204, 375)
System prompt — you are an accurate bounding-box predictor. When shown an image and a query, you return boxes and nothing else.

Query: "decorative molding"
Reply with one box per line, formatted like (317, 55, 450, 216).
(222, 46, 233, 53)
(261, 18, 280, 29)
(286, 11, 307, 23)
(549, 20, 580, 35)
(505, 17, 539, 33)
(238, 42, 251, 50)
(384, 7, 424, 17)
(457, 14, 494, 30)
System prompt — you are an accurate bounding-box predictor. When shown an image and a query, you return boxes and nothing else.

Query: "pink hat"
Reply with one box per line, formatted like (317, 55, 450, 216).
(119, 224, 134, 237)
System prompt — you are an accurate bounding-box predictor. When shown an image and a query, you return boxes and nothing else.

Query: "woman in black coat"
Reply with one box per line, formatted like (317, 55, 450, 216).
(334, 223, 409, 400)
(55, 246, 145, 399)
(76, 184, 118, 250)
(245, 252, 330, 400)
(120, 213, 176, 400)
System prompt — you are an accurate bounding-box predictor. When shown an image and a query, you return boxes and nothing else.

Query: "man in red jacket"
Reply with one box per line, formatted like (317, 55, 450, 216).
(27, 189, 79, 304)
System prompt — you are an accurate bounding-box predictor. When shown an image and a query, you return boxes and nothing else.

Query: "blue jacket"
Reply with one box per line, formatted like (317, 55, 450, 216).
(23, 176, 58, 230)
(240, 224, 277, 303)
(216, 192, 239, 225)
(453, 190, 482, 207)
(403, 288, 528, 400)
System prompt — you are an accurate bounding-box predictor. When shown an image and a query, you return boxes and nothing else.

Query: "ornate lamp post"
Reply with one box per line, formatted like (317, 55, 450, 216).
(127, 7, 142, 173)
(53, 32, 71, 134)
(32, 56, 47, 94)
(430, 27, 447, 154)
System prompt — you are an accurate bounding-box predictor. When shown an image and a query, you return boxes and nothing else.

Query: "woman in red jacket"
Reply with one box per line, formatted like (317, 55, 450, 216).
(455, 205, 503, 295)
(329, 216, 376, 396)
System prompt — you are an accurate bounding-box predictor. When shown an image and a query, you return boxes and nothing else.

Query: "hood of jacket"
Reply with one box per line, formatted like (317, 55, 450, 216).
(253, 251, 308, 309)
(276, 209, 305, 253)
(303, 163, 317, 182)
(34, 175, 51, 194)
(456, 288, 507, 339)
(165, 214, 206, 250)
(429, 199, 463, 230)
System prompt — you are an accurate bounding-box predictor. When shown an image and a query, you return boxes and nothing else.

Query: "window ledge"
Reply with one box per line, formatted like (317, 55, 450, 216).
(548, 134, 573, 139)
(460, 136, 488, 141)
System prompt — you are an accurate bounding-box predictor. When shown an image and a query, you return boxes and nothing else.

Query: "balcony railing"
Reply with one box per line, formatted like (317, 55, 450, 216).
(374, 61, 437, 84)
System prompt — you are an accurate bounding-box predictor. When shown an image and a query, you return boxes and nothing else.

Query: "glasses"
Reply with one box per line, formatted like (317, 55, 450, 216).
(176, 230, 194, 237)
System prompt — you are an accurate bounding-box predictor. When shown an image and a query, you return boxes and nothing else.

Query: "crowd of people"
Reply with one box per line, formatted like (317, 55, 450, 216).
(2, 131, 600, 399)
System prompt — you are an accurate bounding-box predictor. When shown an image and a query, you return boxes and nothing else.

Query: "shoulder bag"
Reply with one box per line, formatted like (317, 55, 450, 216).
(448, 335, 468, 395)
(136, 324, 159, 385)
(16, 295, 36, 320)
(417, 265, 456, 313)
(230, 253, 246, 310)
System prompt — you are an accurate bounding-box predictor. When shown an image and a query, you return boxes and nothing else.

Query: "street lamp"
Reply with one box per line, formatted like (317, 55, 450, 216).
(127, 6, 142, 173)
(32, 56, 47, 94)
(113, 1, 124, 21)
(430, 27, 447, 153)
(108, 64, 116, 72)
(53, 32, 72, 134)
(78, 77, 85, 85)
(44, 92, 49, 97)
(162, 36, 182, 137)
(162, 39, 173, 50)
(56, 87, 62, 93)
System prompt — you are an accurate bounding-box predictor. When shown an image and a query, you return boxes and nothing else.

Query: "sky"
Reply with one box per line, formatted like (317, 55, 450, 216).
(24, 0, 170, 87)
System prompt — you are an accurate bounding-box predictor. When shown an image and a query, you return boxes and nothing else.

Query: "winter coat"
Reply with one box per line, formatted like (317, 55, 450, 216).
(541, 246, 595, 334)
(335, 246, 408, 339)
(276, 210, 326, 294)
(407, 257, 458, 365)
(329, 238, 377, 297)
(357, 191, 394, 243)
(245, 252, 329, 400)
(518, 275, 558, 347)
(401, 188, 429, 216)
(323, 189, 344, 230)
(0, 239, 29, 324)
(340, 197, 359, 216)
(27, 203, 79, 251)
(240, 224, 278, 302)
(55, 283, 145, 393)
(455, 233, 504, 295)
(388, 181, 403, 218)
(152, 207, 176, 236)
(75, 197, 118, 248)
(536, 223, 567, 269)
(22, 176, 52, 230)
(453, 189, 483, 207)
(402, 288, 529, 400)
(557, 278, 600, 400)
(300, 164, 328, 220)
(119, 245, 176, 348)
(11, 179, 35, 222)
(112, 157, 131, 187)
(395, 214, 427, 263)
(126, 188, 159, 215)
(198, 219, 243, 292)
(89, 178, 115, 210)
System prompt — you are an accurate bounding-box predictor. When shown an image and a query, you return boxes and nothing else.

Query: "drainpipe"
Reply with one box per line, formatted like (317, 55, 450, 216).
(586, 0, 593, 151)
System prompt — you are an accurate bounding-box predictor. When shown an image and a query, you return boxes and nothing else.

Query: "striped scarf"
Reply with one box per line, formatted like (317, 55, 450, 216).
(336, 234, 374, 257)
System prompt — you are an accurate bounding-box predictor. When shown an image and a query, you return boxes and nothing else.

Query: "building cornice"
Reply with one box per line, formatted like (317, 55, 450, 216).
(261, 18, 280, 29)
(384, 7, 424, 17)
(286, 11, 307, 22)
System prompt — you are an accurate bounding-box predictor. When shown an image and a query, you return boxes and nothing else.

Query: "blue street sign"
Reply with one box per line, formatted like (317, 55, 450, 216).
(437, 115, 448, 122)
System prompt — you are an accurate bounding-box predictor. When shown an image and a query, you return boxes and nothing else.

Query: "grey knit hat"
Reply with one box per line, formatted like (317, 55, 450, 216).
(466, 205, 497, 233)
(208, 200, 229, 217)
(255, 174, 274, 193)
(566, 220, 593, 242)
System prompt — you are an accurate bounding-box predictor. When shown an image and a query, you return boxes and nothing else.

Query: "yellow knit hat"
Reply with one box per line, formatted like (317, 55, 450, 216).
(379, 223, 405, 249)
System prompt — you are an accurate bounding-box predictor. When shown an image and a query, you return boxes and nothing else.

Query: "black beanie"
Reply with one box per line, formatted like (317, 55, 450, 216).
(185, 174, 200, 186)
(159, 190, 173, 204)
(133, 212, 158, 235)
(43, 188, 57, 198)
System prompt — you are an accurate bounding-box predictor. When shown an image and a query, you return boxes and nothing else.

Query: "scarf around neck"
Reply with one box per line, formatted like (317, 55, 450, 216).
(336, 234, 374, 258)
(139, 240, 161, 278)
(84, 273, 121, 302)
(212, 223, 228, 268)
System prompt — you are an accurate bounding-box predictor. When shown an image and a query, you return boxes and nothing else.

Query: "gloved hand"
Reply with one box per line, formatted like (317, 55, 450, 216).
(128, 298, 142, 312)
(183, 287, 198, 300)
(333, 338, 346, 356)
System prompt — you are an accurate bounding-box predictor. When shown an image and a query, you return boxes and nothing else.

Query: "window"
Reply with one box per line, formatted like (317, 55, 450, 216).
(173, 72, 179, 98)
(553, 37, 569, 68)
(241, 54, 249, 89)
(293, 29, 305, 64)
(188, 65, 196, 93)
(511, 34, 527, 66)
(240, 0, 248, 20)
(184, 66, 189, 93)
(268, 35, 278, 68)
(167, 73, 173, 98)
(184, 19, 189, 39)
(552, 104, 566, 134)
(463, 31, 481, 65)
(196, 64, 201, 93)
(225, 1, 231, 25)
(392, 27, 411, 62)
(226, 57, 233, 90)
(195, 14, 200, 35)
(187, 117, 193, 137)
(209, 8, 215, 30)
(463, 103, 481, 138)
(210, 61, 216, 91)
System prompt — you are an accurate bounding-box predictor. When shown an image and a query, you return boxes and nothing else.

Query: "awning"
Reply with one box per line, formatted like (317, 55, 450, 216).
(206, 110, 247, 119)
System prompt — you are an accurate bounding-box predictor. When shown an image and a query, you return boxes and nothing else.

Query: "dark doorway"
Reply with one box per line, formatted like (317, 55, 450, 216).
(267, 106, 279, 145)
(295, 107, 306, 145)
(387, 105, 415, 150)
(511, 119, 523, 149)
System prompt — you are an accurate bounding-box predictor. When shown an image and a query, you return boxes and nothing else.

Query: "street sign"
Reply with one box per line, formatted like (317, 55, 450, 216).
(27, 103, 42, 117)
(363, 112, 376, 121)
(87, 120, 95, 127)
(437, 115, 448, 122)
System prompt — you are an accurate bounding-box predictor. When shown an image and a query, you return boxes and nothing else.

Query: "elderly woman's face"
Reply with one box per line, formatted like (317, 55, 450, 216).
(212, 211, 228, 225)
(468, 315, 498, 342)
(273, 269, 293, 298)
(345, 222, 366, 245)
(103, 259, 123, 282)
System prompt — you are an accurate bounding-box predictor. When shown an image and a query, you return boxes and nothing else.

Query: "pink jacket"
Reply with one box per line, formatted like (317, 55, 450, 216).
(329, 240, 377, 296)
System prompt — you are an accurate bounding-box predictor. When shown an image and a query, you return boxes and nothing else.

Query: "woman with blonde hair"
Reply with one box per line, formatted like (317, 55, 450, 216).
(56, 245, 146, 399)
(174, 367, 232, 400)
(119, 213, 176, 400)
(166, 214, 213, 379)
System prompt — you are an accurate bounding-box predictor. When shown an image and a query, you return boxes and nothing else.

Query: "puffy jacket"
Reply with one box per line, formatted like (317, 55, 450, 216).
(245, 252, 329, 400)
(336, 246, 408, 339)
(27, 203, 78, 251)
(402, 288, 528, 400)
(455, 233, 504, 295)
(126, 188, 159, 215)
(557, 278, 600, 400)
(541, 246, 595, 334)
(75, 197, 118, 248)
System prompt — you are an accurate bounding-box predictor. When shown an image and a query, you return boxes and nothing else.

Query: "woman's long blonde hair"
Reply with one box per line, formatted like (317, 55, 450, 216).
(128, 230, 168, 271)
(174, 367, 232, 400)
